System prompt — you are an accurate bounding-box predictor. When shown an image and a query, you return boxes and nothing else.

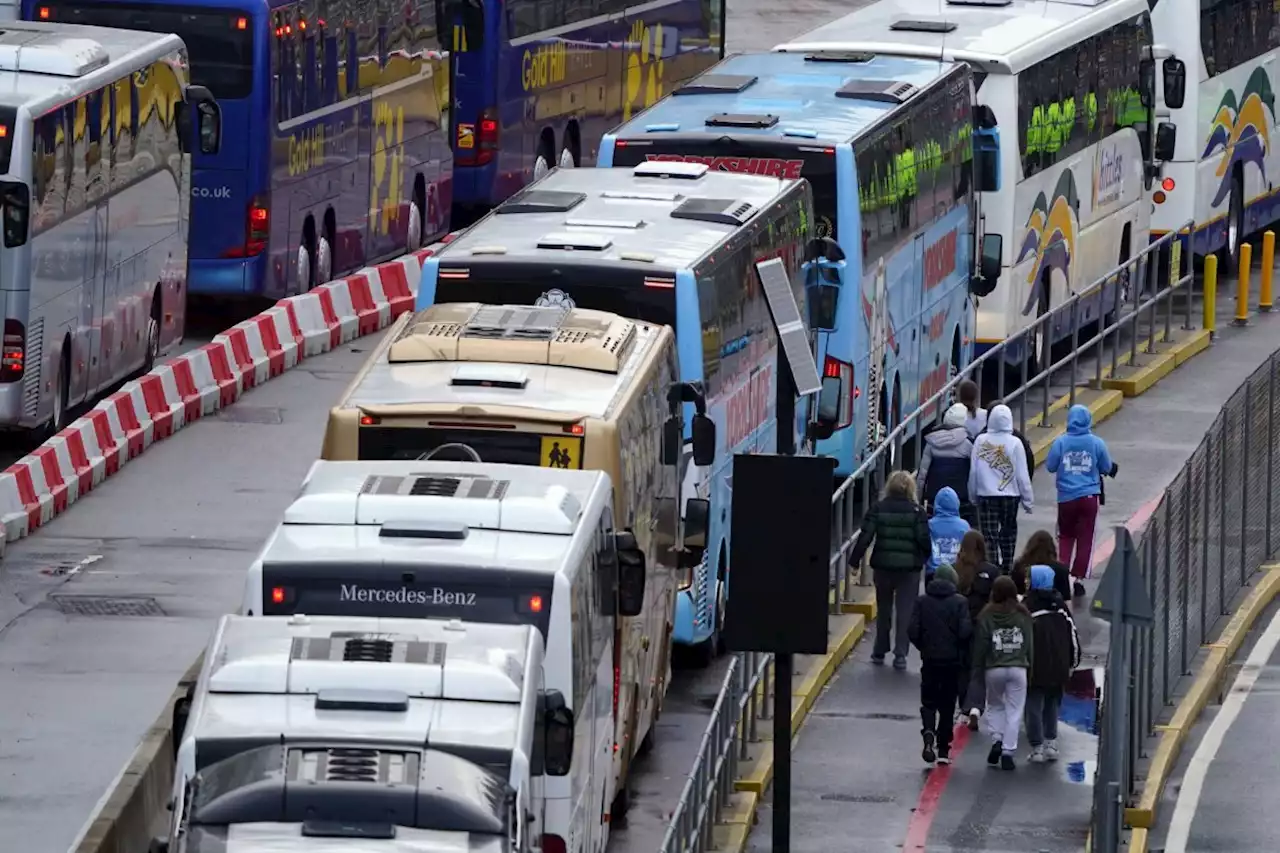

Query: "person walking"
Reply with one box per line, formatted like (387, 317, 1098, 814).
(927, 486, 970, 581)
(908, 563, 972, 766)
(974, 575, 1033, 770)
(1013, 529, 1074, 603)
(917, 403, 976, 524)
(958, 379, 988, 440)
(954, 529, 999, 730)
(848, 470, 932, 670)
(1025, 565, 1081, 763)
(968, 405, 1034, 573)
(1045, 404, 1116, 598)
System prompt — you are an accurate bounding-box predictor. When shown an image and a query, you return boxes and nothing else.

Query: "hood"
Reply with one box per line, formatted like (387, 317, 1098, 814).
(987, 404, 1014, 434)
(927, 577, 958, 597)
(1067, 404, 1093, 435)
(986, 608, 1024, 628)
(1030, 564, 1056, 591)
(943, 403, 968, 429)
(934, 486, 961, 516)
(926, 426, 972, 453)
(1026, 589, 1063, 611)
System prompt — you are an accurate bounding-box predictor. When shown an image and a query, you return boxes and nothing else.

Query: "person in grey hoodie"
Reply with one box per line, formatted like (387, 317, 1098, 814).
(917, 403, 975, 522)
(968, 405, 1034, 573)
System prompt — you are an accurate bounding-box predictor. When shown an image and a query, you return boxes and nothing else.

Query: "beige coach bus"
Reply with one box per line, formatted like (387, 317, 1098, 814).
(321, 301, 691, 820)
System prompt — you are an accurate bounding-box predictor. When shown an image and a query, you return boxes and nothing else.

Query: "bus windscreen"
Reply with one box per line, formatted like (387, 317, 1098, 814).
(610, 139, 837, 241)
(38, 3, 255, 98)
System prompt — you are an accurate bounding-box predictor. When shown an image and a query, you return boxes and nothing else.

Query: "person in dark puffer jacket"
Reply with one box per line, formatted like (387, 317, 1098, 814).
(1025, 565, 1081, 763)
(917, 403, 975, 523)
(908, 563, 972, 766)
(954, 529, 1000, 730)
(849, 470, 932, 670)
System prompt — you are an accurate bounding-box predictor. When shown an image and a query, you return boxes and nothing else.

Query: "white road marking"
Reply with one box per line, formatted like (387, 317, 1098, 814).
(66, 554, 103, 577)
(1163, 604, 1280, 852)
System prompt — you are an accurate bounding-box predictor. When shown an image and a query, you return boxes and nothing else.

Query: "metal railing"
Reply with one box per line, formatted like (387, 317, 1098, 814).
(1091, 342, 1280, 850)
(657, 223, 1197, 853)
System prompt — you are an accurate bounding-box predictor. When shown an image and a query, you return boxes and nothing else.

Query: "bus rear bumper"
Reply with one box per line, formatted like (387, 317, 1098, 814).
(451, 161, 527, 211)
(188, 256, 267, 297)
(672, 588, 709, 647)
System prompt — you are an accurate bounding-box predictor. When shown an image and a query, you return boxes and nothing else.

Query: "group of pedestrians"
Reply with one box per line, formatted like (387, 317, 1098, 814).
(849, 380, 1114, 767)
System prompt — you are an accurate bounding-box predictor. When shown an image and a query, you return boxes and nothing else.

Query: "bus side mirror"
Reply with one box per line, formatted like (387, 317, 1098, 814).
(1154, 122, 1177, 162)
(543, 690, 574, 776)
(971, 233, 1002, 297)
(149, 838, 170, 853)
(0, 181, 29, 249)
(814, 373, 843, 440)
(692, 413, 715, 466)
(1139, 59, 1155, 109)
(1163, 57, 1187, 110)
(185, 85, 221, 155)
(662, 416, 681, 465)
(615, 531, 646, 618)
(810, 281, 839, 331)
(973, 128, 1000, 193)
(683, 498, 710, 549)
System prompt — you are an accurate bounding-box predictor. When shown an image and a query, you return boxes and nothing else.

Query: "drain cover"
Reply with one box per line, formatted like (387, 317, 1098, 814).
(217, 406, 283, 425)
(51, 595, 164, 617)
(820, 793, 895, 803)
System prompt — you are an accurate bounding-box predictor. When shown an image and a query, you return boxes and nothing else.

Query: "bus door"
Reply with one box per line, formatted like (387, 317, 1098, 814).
(439, 0, 491, 176)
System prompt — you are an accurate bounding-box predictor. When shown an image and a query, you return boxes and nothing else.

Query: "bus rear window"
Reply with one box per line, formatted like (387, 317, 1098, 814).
(261, 562, 555, 638)
(359, 425, 556, 467)
(39, 3, 256, 99)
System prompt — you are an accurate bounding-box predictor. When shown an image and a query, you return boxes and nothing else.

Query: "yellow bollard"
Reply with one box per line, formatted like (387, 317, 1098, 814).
(1261, 231, 1275, 312)
(1234, 242, 1252, 326)
(1204, 254, 1217, 337)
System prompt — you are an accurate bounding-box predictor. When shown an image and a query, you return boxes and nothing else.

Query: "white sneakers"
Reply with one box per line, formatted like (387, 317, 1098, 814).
(1029, 740, 1060, 764)
(1029, 745, 1046, 763)
(968, 707, 981, 731)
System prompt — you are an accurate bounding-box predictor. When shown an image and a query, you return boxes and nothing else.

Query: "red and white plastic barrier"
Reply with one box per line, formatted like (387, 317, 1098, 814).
(0, 244, 440, 549)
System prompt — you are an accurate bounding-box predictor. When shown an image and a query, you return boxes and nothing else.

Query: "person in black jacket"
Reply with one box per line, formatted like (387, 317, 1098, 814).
(849, 470, 932, 670)
(1013, 530, 1073, 603)
(908, 563, 972, 765)
(953, 530, 999, 730)
(1025, 565, 1081, 763)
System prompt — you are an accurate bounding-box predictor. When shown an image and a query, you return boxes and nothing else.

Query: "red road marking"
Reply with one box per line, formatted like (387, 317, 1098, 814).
(900, 490, 1163, 848)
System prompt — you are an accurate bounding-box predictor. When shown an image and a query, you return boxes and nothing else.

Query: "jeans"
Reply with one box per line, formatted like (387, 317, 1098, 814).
(984, 666, 1028, 753)
(1025, 685, 1063, 746)
(920, 662, 963, 753)
(873, 569, 921, 660)
(1058, 495, 1100, 579)
(963, 664, 986, 712)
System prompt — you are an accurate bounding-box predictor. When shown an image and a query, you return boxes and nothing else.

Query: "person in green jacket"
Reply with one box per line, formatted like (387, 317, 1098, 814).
(973, 575, 1033, 770)
(848, 470, 932, 670)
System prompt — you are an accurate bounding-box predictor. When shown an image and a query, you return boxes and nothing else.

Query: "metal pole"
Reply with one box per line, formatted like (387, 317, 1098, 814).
(1111, 270, 1123, 378)
(773, 652, 793, 853)
(1160, 517, 1171, 705)
(1202, 447, 1211, 642)
(1100, 525, 1131, 853)
(1220, 427, 1228, 615)
(1181, 477, 1191, 672)
(1267, 361, 1275, 559)
(1069, 298, 1080, 409)
(1241, 393, 1251, 587)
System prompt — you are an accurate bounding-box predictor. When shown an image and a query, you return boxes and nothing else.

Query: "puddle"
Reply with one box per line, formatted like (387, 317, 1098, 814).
(1061, 668, 1101, 735)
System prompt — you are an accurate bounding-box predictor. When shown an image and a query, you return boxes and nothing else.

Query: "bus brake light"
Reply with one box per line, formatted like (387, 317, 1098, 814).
(270, 586, 287, 604)
(823, 355, 854, 430)
(359, 414, 379, 425)
(235, 16, 247, 29)
(246, 197, 269, 256)
(527, 594, 543, 613)
(460, 108, 500, 167)
(37, 6, 49, 18)
(564, 423, 584, 435)
(1161, 177, 1176, 192)
(1, 319, 24, 383)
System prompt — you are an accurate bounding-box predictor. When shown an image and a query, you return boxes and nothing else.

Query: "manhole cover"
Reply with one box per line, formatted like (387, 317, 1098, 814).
(217, 406, 283, 425)
(820, 793, 895, 804)
(813, 711, 915, 722)
(50, 595, 164, 617)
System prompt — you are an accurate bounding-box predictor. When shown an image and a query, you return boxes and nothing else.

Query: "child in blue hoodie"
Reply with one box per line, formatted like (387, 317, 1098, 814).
(927, 487, 971, 581)
(1045, 404, 1117, 596)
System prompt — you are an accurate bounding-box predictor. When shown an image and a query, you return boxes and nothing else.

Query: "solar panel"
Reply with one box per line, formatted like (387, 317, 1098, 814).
(755, 258, 821, 397)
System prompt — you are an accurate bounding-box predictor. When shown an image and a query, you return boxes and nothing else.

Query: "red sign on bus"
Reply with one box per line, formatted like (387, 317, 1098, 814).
(923, 229, 959, 291)
(645, 153, 804, 180)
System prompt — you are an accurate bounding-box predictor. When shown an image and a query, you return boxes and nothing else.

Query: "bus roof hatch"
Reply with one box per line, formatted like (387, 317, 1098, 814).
(0, 33, 110, 76)
(387, 302, 639, 374)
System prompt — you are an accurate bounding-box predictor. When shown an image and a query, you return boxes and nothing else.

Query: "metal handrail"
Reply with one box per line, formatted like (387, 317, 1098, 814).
(657, 223, 1197, 853)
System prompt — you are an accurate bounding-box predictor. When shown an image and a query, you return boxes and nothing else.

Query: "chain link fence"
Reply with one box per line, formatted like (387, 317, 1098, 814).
(658, 226, 1196, 853)
(1092, 343, 1280, 848)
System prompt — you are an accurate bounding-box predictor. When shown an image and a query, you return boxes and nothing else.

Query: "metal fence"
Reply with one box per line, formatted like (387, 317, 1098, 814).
(1091, 342, 1280, 850)
(657, 224, 1197, 853)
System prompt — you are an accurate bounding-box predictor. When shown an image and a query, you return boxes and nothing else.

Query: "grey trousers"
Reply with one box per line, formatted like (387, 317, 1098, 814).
(1025, 686, 1063, 746)
(873, 569, 921, 659)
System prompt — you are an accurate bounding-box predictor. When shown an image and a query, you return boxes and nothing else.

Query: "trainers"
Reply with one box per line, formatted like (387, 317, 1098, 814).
(1029, 745, 1046, 764)
(1000, 753, 1016, 771)
(922, 730, 937, 765)
(1044, 740, 1060, 761)
(968, 708, 981, 731)
(870, 654, 886, 666)
(936, 749, 952, 766)
(1073, 580, 1087, 598)
(987, 741, 1003, 766)
(893, 655, 908, 671)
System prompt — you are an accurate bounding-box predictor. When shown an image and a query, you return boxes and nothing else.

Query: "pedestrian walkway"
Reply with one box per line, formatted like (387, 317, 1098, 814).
(746, 285, 1280, 852)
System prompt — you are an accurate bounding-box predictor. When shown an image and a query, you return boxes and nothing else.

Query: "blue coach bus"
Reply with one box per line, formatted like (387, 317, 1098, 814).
(30, 0, 454, 297)
(445, 0, 725, 218)
(599, 52, 1003, 476)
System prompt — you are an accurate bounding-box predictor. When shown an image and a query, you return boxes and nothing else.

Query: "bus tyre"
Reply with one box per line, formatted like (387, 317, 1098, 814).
(533, 152, 552, 181)
(406, 196, 424, 253)
(315, 235, 332, 287)
(559, 146, 577, 169)
(1226, 172, 1244, 274)
(50, 345, 69, 436)
(143, 291, 161, 374)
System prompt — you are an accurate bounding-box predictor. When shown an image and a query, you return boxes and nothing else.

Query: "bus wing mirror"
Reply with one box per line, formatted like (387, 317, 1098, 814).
(814, 374, 842, 440)
(971, 233, 1002, 297)
(1154, 122, 1177, 162)
(683, 498, 710, 549)
(1139, 58, 1155, 109)
(0, 180, 29, 249)
(662, 416, 682, 465)
(542, 690, 574, 775)
(692, 413, 715, 466)
(615, 531, 646, 618)
(185, 85, 221, 155)
(972, 104, 997, 130)
(1163, 57, 1187, 110)
(973, 128, 1000, 193)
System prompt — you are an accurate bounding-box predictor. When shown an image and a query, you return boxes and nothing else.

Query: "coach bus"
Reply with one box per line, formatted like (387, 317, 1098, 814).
(413, 163, 846, 660)
(599, 52, 1002, 476)
(781, 0, 1176, 367)
(30, 0, 453, 298)
(0, 22, 219, 434)
(445, 0, 725, 219)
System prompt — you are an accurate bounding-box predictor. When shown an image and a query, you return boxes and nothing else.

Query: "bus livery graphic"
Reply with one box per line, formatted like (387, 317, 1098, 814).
(1017, 171, 1079, 317)
(1204, 68, 1275, 208)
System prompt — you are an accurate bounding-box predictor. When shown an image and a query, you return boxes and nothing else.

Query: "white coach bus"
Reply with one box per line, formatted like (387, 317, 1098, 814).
(0, 21, 220, 434)
(780, 0, 1177, 366)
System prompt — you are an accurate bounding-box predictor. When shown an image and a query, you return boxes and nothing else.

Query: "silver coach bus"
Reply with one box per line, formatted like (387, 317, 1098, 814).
(0, 20, 220, 434)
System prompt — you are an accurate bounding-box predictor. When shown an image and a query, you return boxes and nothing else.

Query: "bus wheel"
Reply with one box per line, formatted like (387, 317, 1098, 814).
(49, 341, 70, 436)
(315, 232, 332, 286)
(533, 132, 554, 180)
(408, 177, 426, 252)
(1225, 170, 1244, 273)
(143, 289, 161, 373)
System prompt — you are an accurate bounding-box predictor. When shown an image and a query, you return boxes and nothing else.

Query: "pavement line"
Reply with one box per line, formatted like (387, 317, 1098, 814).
(1161, 592, 1280, 853)
(902, 723, 971, 851)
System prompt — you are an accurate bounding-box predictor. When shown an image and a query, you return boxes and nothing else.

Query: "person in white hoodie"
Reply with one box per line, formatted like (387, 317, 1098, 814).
(968, 404, 1034, 572)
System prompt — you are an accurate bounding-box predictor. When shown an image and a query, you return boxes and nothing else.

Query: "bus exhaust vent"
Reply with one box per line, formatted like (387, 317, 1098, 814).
(291, 747, 421, 786)
(705, 112, 778, 129)
(536, 231, 613, 251)
(836, 79, 918, 104)
(495, 189, 586, 215)
(389, 302, 639, 373)
(805, 51, 875, 63)
(671, 198, 755, 226)
(633, 160, 708, 180)
(292, 634, 449, 665)
(889, 18, 957, 33)
(360, 472, 509, 500)
(0, 36, 110, 76)
(673, 73, 758, 95)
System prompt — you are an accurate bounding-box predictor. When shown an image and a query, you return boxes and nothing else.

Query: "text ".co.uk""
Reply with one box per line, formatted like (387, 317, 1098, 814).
(192, 186, 231, 199)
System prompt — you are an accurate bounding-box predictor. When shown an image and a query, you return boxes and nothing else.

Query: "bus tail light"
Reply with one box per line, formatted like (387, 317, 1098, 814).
(823, 355, 854, 430)
(542, 836, 566, 853)
(1, 319, 24, 382)
(246, 196, 269, 256)
(677, 566, 693, 591)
